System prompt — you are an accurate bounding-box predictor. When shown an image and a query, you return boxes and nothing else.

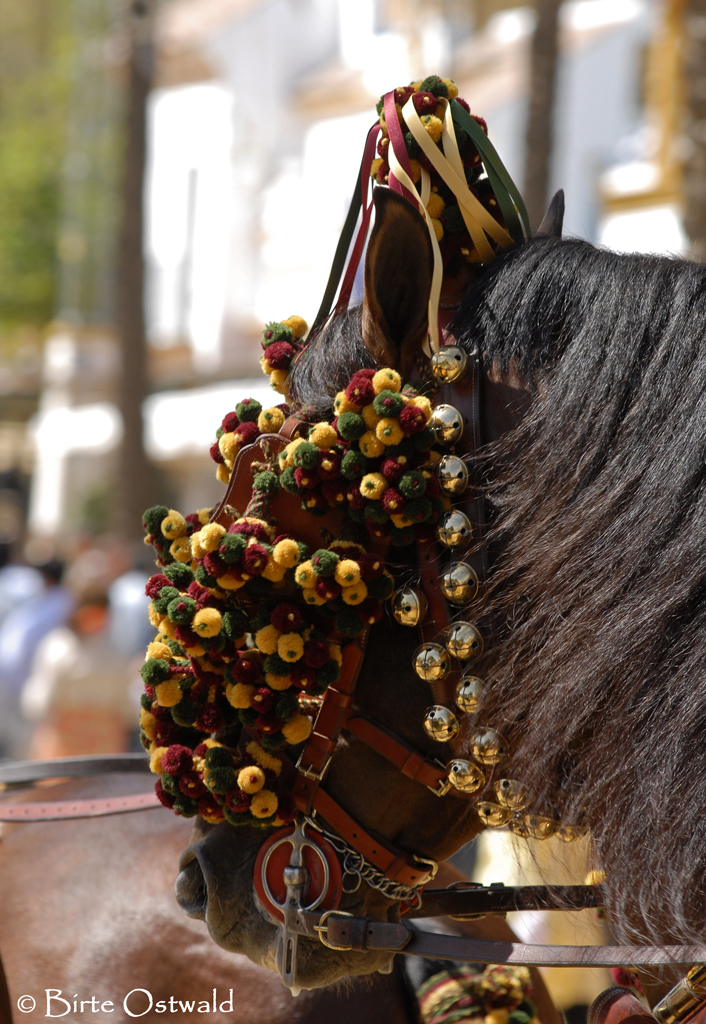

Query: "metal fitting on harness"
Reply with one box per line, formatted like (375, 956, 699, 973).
(653, 966, 706, 1024)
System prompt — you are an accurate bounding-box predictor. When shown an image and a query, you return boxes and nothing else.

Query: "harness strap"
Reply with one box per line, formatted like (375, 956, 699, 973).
(0, 793, 160, 821)
(345, 712, 453, 795)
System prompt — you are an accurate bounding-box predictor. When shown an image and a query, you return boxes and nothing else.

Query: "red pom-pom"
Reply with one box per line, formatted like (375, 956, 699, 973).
(145, 574, 171, 598)
(395, 85, 415, 106)
(174, 626, 200, 649)
(204, 551, 226, 578)
(222, 411, 239, 432)
(210, 441, 225, 464)
(398, 404, 426, 434)
(473, 113, 487, 134)
(314, 576, 341, 600)
(377, 136, 389, 158)
(425, 475, 440, 499)
(346, 482, 366, 510)
(185, 512, 201, 530)
(365, 520, 389, 541)
(303, 639, 330, 669)
(242, 543, 269, 575)
(356, 598, 384, 626)
(357, 552, 385, 579)
(179, 771, 208, 798)
(346, 375, 375, 405)
(196, 705, 224, 733)
(234, 421, 259, 445)
(250, 687, 276, 713)
(320, 480, 346, 506)
(197, 795, 224, 820)
(187, 581, 212, 606)
(294, 466, 319, 489)
(271, 603, 302, 632)
(412, 91, 437, 114)
(155, 779, 176, 809)
(229, 519, 270, 541)
(264, 341, 297, 370)
(153, 721, 185, 748)
(380, 458, 405, 483)
(289, 664, 317, 688)
(194, 743, 209, 758)
(301, 489, 328, 512)
(374, 160, 390, 184)
(257, 710, 282, 734)
(226, 789, 251, 813)
(231, 656, 262, 685)
(317, 450, 341, 479)
(161, 744, 193, 776)
(276, 791, 297, 823)
(144, 684, 156, 699)
(456, 97, 470, 113)
(381, 487, 405, 513)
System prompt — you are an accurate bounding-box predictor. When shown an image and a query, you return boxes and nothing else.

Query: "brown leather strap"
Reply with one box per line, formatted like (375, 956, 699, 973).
(588, 988, 656, 1024)
(345, 713, 451, 794)
(0, 792, 161, 821)
(415, 883, 603, 918)
(0, 753, 149, 787)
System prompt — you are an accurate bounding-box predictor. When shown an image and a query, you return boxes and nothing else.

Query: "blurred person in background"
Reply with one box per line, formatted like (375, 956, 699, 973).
(21, 591, 135, 759)
(0, 563, 43, 629)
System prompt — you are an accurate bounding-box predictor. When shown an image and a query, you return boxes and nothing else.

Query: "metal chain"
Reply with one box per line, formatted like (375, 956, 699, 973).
(304, 815, 434, 908)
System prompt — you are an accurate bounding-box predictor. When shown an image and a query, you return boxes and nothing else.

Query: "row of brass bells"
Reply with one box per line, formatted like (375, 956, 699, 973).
(455, 675, 484, 714)
(556, 824, 588, 842)
(437, 510, 472, 549)
(441, 562, 478, 604)
(445, 621, 483, 660)
(509, 814, 559, 840)
(422, 705, 459, 742)
(392, 587, 429, 627)
(437, 454, 468, 495)
(494, 779, 529, 810)
(429, 404, 464, 445)
(477, 801, 511, 828)
(447, 758, 485, 794)
(414, 643, 450, 682)
(471, 728, 507, 765)
(430, 345, 469, 384)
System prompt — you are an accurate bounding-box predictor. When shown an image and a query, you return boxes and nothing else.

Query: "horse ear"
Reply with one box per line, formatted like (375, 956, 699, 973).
(362, 188, 433, 376)
(535, 189, 565, 238)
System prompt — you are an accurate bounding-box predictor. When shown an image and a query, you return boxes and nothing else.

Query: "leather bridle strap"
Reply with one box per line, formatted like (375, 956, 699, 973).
(344, 712, 454, 796)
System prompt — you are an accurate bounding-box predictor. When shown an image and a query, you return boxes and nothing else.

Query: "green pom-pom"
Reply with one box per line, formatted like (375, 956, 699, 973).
(206, 767, 236, 793)
(219, 532, 246, 563)
(410, 426, 434, 452)
(239, 707, 259, 728)
(262, 322, 293, 347)
(164, 562, 194, 588)
(280, 467, 299, 493)
(143, 505, 170, 537)
(363, 501, 388, 524)
(336, 412, 366, 441)
(375, 96, 385, 115)
(335, 608, 365, 637)
(404, 496, 432, 522)
(264, 653, 290, 677)
(420, 75, 448, 97)
(398, 470, 427, 498)
(172, 793, 199, 817)
(347, 507, 365, 523)
(253, 470, 280, 494)
(216, 426, 224, 440)
(160, 772, 179, 795)
(275, 690, 299, 721)
(341, 449, 367, 480)
(292, 441, 319, 469)
(440, 204, 465, 234)
(236, 398, 262, 422)
(140, 658, 170, 687)
(205, 746, 234, 768)
(315, 659, 341, 687)
(167, 595, 197, 625)
(297, 541, 310, 562)
(389, 525, 417, 547)
(372, 390, 405, 417)
(311, 549, 339, 577)
(261, 732, 285, 751)
(140, 692, 152, 711)
(223, 608, 249, 637)
(153, 585, 180, 614)
(367, 574, 394, 600)
(224, 807, 251, 826)
(404, 130, 421, 158)
(383, 438, 414, 460)
(195, 564, 218, 588)
(171, 699, 199, 726)
(166, 638, 183, 655)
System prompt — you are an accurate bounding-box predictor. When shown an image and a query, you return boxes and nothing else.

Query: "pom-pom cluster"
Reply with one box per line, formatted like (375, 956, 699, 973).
(372, 75, 496, 274)
(259, 315, 308, 398)
(416, 963, 540, 1024)
(207, 396, 289, 488)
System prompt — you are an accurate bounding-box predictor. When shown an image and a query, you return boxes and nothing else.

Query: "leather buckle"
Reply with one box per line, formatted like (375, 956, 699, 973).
(296, 749, 332, 782)
(314, 910, 354, 950)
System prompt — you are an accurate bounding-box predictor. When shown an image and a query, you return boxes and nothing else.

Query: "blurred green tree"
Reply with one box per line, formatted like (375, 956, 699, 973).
(0, 0, 73, 331)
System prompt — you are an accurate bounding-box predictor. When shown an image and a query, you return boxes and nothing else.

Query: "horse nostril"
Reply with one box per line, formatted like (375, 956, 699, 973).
(175, 857, 208, 919)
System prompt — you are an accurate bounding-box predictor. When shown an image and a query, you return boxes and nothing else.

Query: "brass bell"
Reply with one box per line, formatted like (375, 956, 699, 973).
(447, 758, 485, 794)
(523, 815, 559, 840)
(508, 812, 531, 838)
(430, 345, 469, 384)
(441, 562, 479, 604)
(393, 587, 429, 627)
(436, 510, 472, 549)
(455, 675, 484, 713)
(476, 801, 511, 828)
(445, 621, 483, 660)
(437, 455, 469, 495)
(429, 404, 464, 445)
(423, 705, 460, 743)
(556, 824, 588, 842)
(413, 643, 450, 682)
(472, 728, 507, 765)
(494, 779, 529, 810)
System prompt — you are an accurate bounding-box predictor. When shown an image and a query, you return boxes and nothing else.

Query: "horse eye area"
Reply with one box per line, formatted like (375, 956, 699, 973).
(175, 857, 208, 919)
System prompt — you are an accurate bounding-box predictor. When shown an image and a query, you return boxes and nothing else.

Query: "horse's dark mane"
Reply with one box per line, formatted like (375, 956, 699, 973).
(454, 237, 706, 945)
(289, 306, 374, 414)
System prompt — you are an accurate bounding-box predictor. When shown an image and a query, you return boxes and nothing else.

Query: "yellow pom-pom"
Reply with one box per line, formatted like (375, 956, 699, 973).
(218, 572, 247, 590)
(294, 560, 315, 587)
(371, 157, 383, 179)
(329, 643, 342, 665)
(146, 640, 172, 661)
(360, 473, 387, 500)
(190, 531, 206, 559)
(335, 559, 361, 586)
(372, 368, 401, 394)
(218, 432, 239, 465)
(270, 369, 289, 394)
(262, 556, 287, 583)
(309, 422, 338, 449)
(155, 679, 183, 707)
(273, 538, 300, 568)
(148, 603, 163, 628)
(170, 536, 193, 563)
(421, 114, 443, 143)
(160, 618, 177, 639)
(255, 624, 280, 655)
(341, 581, 368, 605)
(246, 741, 282, 775)
(216, 463, 231, 484)
(161, 510, 187, 539)
(431, 217, 444, 242)
(408, 159, 421, 184)
(301, 587, 326, 606)
(359, 430, 385, 458)
(260, 355, 274, 375)
(411, 80, 422, 91)
(250, 790, 279, 819)
(149, 746, 168, 774)
(258, 407, 286, 433)
(282, 715, 312, 745)
(361, 404, 382, 429)
(140, 708, 156, 739)
(199, 523, 225, 552)
(237, 765, 265, 794)
(442, 78, 458, 99)
(192, 607, 223, 638)
(265, 672, 292, 690)
(282, 315, 308, 339)
(227, 682, 255, 709)
(376, 418, 405, 446)
(485, 1011, 509, 1024)
(426, 192, 445, 219)
(278, 632, 304, 663)
(334, 391, 360, 415)
(410, 395, 433, 421)
(391, 512, 414, 528)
